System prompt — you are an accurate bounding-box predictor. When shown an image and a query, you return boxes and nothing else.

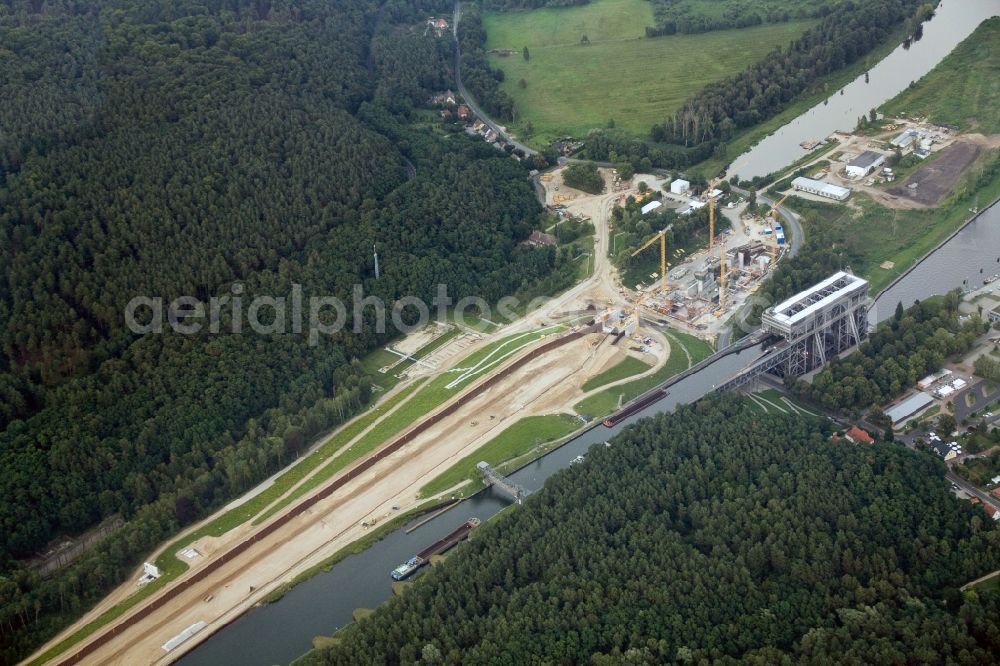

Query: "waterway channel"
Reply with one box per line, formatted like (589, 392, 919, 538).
(730, 0, 1000, 182)
(178, 341, 764, 666)
(182, 198, 1000, 666)
(873, 199, 1000, 319)
(182, 7, 1000, 660)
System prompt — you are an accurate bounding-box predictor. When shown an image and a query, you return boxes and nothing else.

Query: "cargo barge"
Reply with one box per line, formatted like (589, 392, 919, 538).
(602, 389, 669, 428)
(390, 518, 481, 580)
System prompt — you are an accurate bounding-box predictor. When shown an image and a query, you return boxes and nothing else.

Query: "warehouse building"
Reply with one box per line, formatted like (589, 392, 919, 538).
(846, 150, 887, 179)
(791, 176, 851, 201)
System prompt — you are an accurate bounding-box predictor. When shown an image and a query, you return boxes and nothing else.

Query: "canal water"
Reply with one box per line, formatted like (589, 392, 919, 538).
(730, 0, 1000, 182)
(182, 200, 1000, 666)
(873, 200, 1000, 320)
(177, 342, 764, 666)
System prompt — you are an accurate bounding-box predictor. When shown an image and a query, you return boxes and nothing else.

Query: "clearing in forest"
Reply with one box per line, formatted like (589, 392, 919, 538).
(484, 0, 813, 144)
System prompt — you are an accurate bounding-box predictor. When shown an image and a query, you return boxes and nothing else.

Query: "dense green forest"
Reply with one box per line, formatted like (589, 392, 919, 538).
(0, 0, 562, 659)
(792, 295, 987, 415)
(482, 0, 589, 9)
(303, 394, 1000, 664)
(645, 0, 836, 37)
(583, 0, 933, 169)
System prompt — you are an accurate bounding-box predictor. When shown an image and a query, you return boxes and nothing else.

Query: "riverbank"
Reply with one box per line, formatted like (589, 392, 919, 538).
(875, 190, 1000, 304)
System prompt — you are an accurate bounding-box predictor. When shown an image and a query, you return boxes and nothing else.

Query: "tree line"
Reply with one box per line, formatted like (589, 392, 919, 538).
(791, 294, 987, 417)
(303, 394, 1000, 665)
(457, 7, 516, 121)
(645, 0, 837, 37)
(0, 0, 558, 660)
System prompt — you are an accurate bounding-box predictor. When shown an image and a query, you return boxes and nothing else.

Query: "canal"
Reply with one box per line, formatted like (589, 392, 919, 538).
(730, 0, 1000, 182)
(182, 199, 1000, 666)
(874, 199, 1000, 319)
(182, 197, 1000, 666)
(178, 342, 764, 666)
(182, 6, 1000, 659)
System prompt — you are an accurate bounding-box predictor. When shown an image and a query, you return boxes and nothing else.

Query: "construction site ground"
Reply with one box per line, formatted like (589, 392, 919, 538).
(38, 321, 672, 665)
(33, 164, 679, 666)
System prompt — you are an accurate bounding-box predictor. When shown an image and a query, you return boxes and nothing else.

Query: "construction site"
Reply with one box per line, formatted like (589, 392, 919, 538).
(32, 163, 800, 666)
(540, 165, 795, 346)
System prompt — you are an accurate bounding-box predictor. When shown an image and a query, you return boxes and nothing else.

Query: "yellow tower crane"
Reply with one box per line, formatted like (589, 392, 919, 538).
(631, 229, 668, 293)
(715, 242, 727, 316)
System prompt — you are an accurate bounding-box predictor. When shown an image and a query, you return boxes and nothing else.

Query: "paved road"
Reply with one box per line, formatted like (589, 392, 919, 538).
(753, 191, 804, 260)
(452, 2, 537, 157)
(721, 187, 806, 348)
(952, 380, 997, 423)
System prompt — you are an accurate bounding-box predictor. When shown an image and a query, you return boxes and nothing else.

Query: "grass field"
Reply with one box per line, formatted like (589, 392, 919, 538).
(418, 414, 580, 498)
(483, 0, 813, 143)
(575, 329, 713, 416)
(581, 355, 652, 392)
(881, 18, 1000, 134)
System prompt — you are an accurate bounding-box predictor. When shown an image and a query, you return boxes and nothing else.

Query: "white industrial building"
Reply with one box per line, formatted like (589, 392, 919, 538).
(791, 176, 851, 201)
(885, 391, 935, 427)
(640, 200, 663, 215)
(846, 150, 887, 179)
(891, 129, 922, 153)
(670, 178, 690, 195)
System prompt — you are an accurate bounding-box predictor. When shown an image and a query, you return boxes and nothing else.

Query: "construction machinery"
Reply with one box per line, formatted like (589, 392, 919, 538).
(631, 229, 669, 293)
(767, 192, 791, 260)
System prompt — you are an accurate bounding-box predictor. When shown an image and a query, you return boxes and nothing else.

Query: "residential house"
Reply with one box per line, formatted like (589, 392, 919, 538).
(845, 426, 874, 444)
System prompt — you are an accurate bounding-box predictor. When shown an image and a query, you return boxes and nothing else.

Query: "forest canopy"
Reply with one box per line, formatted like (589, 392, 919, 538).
(305, 394, 1000, 664)
(0, 0, 558, 660)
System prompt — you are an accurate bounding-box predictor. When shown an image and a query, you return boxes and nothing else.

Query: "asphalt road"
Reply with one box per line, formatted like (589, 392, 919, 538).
(721, 188, 806, 348)
(951, 380, 997, 423)
(452, 2, 537, 157)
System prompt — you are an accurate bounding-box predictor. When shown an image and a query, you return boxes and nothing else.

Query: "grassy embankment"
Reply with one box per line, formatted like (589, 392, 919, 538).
(417, 414, 582, 499)
(618, 214, 732, 289)
(881, 18, 1000, 135)
(575, 329, 714, 416)
(483, 0, 813, 145)
(27, 325, 565, 665)
(581, 355, 653, 392)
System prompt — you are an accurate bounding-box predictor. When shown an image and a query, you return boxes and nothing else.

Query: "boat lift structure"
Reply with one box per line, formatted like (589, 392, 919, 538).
(718, 271, 870, 390)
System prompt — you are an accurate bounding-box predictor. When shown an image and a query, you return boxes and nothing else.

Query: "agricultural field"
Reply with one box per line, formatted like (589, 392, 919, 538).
(881, 18, 1000, 134)
(483, 0, 814, 144)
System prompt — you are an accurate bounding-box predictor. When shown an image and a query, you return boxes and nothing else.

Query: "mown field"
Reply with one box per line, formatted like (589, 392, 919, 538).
(881, 17, 1000, 133)
(483, 0, 814, 143)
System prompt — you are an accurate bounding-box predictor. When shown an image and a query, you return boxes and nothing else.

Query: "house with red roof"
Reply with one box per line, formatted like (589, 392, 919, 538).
(845, 426, 874, 444)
